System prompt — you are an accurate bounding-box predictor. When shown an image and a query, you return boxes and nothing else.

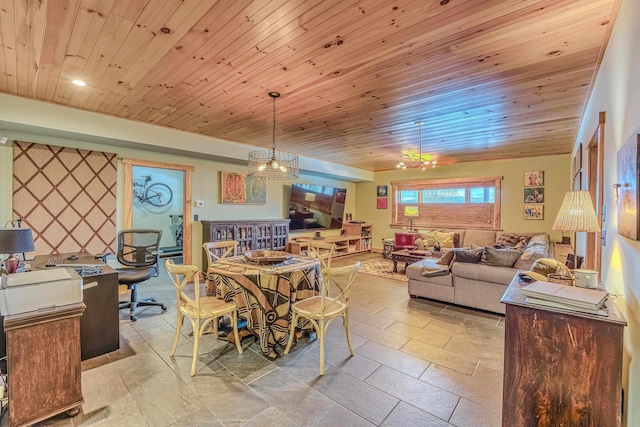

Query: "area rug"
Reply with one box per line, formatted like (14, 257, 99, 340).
(359, 259, 408, 282)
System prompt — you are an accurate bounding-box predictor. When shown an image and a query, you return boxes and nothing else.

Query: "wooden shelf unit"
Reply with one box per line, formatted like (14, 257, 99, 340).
(288, 223, 372, 257)
(201, 219, 290, 266)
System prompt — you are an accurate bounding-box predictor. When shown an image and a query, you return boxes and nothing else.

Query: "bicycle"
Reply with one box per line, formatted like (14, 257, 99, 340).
(132, 175, 173, 207)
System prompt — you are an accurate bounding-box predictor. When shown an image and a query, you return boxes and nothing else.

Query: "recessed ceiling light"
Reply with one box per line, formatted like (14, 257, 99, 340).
(72, 79, 86, 86)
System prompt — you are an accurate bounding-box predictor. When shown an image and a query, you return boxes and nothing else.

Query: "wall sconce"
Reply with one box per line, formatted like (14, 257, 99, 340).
(612, 183, 622, 205)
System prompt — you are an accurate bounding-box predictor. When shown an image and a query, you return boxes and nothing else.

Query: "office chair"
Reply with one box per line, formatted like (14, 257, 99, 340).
(117, 229, 167, 321)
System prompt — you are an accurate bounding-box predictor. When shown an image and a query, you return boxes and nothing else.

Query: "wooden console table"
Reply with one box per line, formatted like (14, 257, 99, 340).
(5, 303, 85, 426)
(501, 275, 626, 426)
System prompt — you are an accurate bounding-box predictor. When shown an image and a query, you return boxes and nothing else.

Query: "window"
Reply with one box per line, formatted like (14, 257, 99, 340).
(391, 176, 502, 230)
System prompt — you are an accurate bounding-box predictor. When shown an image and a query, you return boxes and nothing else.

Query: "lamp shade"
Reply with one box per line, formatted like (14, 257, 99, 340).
(552, 191, 600, 232)
(305, 193, 316, 203)
(0, 228, 36, 254)
(404, 206, 419, 217)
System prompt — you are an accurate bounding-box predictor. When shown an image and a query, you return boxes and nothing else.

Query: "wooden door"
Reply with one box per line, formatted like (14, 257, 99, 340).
(585, 112, 605, 272)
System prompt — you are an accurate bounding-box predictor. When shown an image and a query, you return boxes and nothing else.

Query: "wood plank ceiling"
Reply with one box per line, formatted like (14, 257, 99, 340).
(0, 0, 619, 172)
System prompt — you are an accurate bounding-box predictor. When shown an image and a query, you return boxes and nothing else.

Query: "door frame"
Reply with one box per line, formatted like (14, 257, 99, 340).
(585, 112, 605, 272)
(122, 158, 194, 264)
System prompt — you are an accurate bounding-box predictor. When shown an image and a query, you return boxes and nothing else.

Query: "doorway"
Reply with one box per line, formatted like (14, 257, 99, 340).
(585, 112, 605, 272)
(123, 159, 194, 264)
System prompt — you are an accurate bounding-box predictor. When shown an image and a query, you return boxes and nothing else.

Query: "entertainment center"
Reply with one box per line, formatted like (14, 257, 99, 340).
(288, 222, 373, 258)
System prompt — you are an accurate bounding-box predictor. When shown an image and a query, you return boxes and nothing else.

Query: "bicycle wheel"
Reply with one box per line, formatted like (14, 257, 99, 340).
(145, 183, 173, 207)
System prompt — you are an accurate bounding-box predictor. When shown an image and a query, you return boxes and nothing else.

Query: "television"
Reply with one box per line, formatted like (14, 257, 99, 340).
(285, 183, 347, 231)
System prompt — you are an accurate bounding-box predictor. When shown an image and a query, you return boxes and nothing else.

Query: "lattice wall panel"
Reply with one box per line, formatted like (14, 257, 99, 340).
(13, 142, 117, 256)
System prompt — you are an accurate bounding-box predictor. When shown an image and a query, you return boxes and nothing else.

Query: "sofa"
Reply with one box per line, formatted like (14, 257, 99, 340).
(406, 229, 552, 314)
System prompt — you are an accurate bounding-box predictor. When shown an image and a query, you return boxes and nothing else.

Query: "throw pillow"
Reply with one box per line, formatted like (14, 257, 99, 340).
(436, 249, 456, 265)
(453, 248, 484, 264)
(420, 230, 439, 247)
(514, 235, 531, 248)
(513, 245, 547, 270)
(496, 232, 522, 247)
(482, 246, 523, 268)
(527, 233, 549, 248)
(434, 231, 456, 249)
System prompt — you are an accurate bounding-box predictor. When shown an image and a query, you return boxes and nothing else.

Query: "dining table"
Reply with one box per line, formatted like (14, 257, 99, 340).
(208, 254, 321, 358)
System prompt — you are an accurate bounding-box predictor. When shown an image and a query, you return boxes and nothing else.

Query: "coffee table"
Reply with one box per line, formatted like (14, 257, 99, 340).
(390, 249, 433, 272)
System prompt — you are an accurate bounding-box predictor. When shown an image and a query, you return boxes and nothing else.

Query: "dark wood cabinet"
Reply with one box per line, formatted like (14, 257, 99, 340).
(501, 277, 626, 427)
(5, 303, 85, 426)
(201, 219, 290, 266)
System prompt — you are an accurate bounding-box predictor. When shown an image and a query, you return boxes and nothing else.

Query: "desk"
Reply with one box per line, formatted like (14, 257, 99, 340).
(31, 253, 120, 360)
(501, 274, 626, 426)
(209, 255, 320, 358)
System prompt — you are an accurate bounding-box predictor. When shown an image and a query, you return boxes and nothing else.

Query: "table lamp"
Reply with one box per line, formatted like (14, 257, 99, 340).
(0, 228, 36, 274)
(304, 192, 316, 211)
(552, 191, 600, 268)
(404, 206, 419, 232)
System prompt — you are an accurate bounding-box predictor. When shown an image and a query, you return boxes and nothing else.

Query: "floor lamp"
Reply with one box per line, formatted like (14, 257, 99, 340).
(552, 191, 600, 269)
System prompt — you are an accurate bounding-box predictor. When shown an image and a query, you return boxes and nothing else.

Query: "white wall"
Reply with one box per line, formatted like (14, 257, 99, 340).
(573, 0, 640, 424)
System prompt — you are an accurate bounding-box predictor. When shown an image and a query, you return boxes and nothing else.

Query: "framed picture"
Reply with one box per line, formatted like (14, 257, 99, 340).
(524, 170, 544, 187)
(524, 204, 544, 220)
(377, 185, 388, 197)
(524, 187, 544, 203)
(221, 171, 266, 204)
(377, 197, 388, 209)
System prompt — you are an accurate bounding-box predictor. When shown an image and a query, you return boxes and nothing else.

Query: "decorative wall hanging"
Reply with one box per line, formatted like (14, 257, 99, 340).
(377, 185, 388, 197)
(524, 187, 544, 203)
(616, 134, 640, 239)
(524, 170, 544, 187)
(13, 141, 117, 255)
(377, 198, 388, 209)
(221, 171, 266, 204)
(524, 204, 544, 220)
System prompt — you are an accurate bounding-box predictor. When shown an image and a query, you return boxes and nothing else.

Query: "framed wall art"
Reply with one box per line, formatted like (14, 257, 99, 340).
(524, 204, 544, 220)
(377, 197, 388, 209)
(377, 185, 388, 197)
(524, 170, 544, 187)
(524, 187, 544, 203)
(220, 171, 266, 204)
(616, 134, 640, 240)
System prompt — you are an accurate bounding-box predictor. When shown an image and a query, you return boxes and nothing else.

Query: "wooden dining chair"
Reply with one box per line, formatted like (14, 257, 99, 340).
(203, 240, 238, 294)
(166, 259, 243, 376)
(307, 241, 336, 271)
(284, 261, 360, 375)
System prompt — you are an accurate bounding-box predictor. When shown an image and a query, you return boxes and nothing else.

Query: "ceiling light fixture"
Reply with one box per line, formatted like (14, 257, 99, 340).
(71, 79, 86, 86)
(248, 92, 299, 180)
(396, 121, 437, 170)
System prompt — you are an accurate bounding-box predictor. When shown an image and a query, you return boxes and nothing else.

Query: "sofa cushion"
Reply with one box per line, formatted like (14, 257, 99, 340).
(453, 248, 484, 263)
(452, 262, 519, 286)
(483, 246, 523, 267)
(406, 259, 453, 287)
(462, 229, 497, 248)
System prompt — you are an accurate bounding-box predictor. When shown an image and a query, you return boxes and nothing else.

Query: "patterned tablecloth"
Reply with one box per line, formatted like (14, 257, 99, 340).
(209, 255, 321, 358)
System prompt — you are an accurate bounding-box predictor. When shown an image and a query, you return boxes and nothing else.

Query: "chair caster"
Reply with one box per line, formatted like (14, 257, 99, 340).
(161, 304, 167, 312)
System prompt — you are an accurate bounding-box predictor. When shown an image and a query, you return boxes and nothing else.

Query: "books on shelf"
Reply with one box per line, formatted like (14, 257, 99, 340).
(521, 280, 610, 315)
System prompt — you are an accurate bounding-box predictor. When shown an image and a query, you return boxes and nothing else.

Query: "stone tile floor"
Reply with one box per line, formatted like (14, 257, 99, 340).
(20, 253, 505, 426)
